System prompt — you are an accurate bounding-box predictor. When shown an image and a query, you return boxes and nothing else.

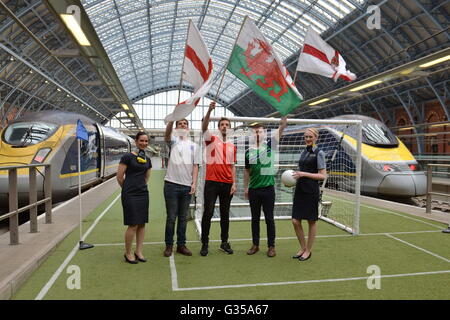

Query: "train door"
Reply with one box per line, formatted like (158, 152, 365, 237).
(60, 124, 99, 188)
(95, 123, 105, 178)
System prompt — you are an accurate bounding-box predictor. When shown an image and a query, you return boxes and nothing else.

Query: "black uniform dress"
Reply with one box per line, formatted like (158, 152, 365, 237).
(120, 152, 152, 225)
(292, 146, 325, 221)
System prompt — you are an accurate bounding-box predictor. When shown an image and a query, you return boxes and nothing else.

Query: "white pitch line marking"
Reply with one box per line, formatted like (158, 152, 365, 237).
(169, 255, 179, 291)
(363, 205, 445, 230)
(172, 270, 450, 291)
(91, 230, 442, 247)
(34, 193, 121, 300)
(324, 194, 445, 230)
(385, 233, 450, 263)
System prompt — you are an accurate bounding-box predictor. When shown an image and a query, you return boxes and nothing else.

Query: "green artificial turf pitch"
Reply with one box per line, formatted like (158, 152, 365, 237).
(12, 170, 450, 300)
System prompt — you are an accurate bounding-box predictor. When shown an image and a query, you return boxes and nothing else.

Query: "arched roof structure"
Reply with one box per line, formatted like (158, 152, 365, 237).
(81, 0, 366, 105)
(0, 0, 448, 131)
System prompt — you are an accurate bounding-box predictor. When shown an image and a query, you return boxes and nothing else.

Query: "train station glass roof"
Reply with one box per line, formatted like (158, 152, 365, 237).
(80, 0, 366, 104)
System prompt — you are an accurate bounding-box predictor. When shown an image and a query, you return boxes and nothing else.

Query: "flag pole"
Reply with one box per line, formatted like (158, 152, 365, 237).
(214, 15, 249, 102)
(177, 19, 191, 105)
(293, 43, 303, 84)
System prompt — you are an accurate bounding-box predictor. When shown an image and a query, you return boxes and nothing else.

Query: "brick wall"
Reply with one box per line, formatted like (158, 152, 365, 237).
(370, 100, 449, 155)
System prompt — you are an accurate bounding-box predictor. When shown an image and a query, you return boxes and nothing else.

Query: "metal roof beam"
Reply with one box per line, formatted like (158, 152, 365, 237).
(392, 87, 422, 153)
(413, 0, 450, 40)
(165, 0, 179, 89)
(111, 0, 142, 97)
(50, 49, 81, 57)
(425, 77, 450, 120)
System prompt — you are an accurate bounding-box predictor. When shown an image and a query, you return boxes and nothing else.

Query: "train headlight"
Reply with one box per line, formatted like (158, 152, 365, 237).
(373, 162, 420, 172)
(32, 148, 51, 163)
(408, 163, 421, 171)
(373, 163, 392, 172)
(373, 163, 400, 172)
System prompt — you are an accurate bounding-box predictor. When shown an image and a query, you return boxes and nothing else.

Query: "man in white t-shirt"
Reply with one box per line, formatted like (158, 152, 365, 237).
(163, 118, 201, 257)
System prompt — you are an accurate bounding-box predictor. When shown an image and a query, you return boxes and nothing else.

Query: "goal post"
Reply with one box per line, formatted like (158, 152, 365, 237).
(193, 116, 362, 236)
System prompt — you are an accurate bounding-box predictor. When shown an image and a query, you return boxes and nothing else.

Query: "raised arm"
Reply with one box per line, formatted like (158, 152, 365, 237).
(165, 121, 174, 142)
(202, 101, 216, 134)
(277, 116, 287, 140)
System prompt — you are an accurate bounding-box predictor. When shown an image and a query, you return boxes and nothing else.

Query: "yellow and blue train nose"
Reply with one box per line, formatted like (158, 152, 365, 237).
(0, 127, 61, 207)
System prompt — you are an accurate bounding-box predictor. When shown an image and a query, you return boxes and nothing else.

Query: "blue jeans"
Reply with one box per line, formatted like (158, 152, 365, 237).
(164, 181, 192, 246)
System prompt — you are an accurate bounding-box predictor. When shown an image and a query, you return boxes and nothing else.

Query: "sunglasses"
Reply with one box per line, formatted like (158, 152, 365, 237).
(304, 135, 314, 138)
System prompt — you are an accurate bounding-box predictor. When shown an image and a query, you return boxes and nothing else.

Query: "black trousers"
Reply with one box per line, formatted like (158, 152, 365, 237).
(201, 180, 233, 244)
(248, 185, 276, 247)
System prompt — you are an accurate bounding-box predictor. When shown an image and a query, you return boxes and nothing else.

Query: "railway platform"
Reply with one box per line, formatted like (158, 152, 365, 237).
(0, 177, 118, 299)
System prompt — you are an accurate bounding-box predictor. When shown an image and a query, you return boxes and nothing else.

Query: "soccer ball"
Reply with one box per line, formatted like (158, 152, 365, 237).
(281, 170, 296, 187)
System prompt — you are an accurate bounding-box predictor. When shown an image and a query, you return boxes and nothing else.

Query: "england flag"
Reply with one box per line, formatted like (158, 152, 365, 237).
(296, 26, 356, 82)
(165, 20, 213, 123)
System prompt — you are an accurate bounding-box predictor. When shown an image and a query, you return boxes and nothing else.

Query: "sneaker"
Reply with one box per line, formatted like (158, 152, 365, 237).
(246, 245, 259, 255)
(267, 246, 276, 257)
(176, 245, 192, 256)
(200, 243, 208, 256)
(163, 245, 173, 257)
(220, 242, 234, 254)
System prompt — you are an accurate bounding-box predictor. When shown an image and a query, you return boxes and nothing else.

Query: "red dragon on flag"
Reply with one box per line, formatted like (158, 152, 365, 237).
(227, 17, 303, 116)
(240, 38, 289, 103)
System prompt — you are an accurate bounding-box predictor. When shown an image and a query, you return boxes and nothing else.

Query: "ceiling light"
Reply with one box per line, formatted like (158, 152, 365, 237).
(309, 98, 330, 106)
(128, 113, 134, 118)
(429, 123, 448, 128)
(398, 126, 414, 131)
(121, 104, 129, 110)
(60, 14, 91, 46)
(349, 80, 383, 92)
(419, 55, 450, 68)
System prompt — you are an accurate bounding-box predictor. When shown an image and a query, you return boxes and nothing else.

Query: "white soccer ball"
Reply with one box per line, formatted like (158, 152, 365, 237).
(281, 170, 297, 187)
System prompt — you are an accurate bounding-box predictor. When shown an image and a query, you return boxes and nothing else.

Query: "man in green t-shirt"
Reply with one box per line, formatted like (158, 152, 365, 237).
(244, 117, 287, 257)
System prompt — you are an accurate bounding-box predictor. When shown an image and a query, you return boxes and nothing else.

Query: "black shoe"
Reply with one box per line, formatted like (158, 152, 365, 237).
(298, 252, 312, 261)
(124, 254, 138, 264)
(200, 243, 208, 256)
(220, 242, 234, 254)
(134, 252, 147, 262)
(292, 251, 305, 259)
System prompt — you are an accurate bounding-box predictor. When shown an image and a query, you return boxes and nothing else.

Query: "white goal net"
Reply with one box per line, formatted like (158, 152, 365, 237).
(192, 116, 362, 235)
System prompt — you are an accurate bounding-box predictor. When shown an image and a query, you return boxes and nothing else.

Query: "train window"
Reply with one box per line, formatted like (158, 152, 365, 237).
(362, 123, 398, 147)
(3, 122, 58, 146)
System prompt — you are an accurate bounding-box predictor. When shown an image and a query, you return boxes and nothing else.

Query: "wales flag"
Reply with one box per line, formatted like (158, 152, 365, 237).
(227, 17, 303, 115)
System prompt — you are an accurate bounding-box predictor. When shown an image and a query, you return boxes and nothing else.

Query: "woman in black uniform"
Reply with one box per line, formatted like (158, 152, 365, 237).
(291, 128, 326, 262)
(117, 132, 152, 264)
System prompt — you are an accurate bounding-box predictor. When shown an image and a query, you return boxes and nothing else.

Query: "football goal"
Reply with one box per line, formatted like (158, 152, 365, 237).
(192, 116, 362, 235)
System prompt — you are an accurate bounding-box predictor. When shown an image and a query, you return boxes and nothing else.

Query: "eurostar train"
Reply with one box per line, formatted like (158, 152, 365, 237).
(0, 111, 134, 206)
(281, 115, 426, 197)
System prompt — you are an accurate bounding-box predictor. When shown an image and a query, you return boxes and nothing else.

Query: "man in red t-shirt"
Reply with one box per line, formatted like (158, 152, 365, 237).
(200, 101, 237, 256)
